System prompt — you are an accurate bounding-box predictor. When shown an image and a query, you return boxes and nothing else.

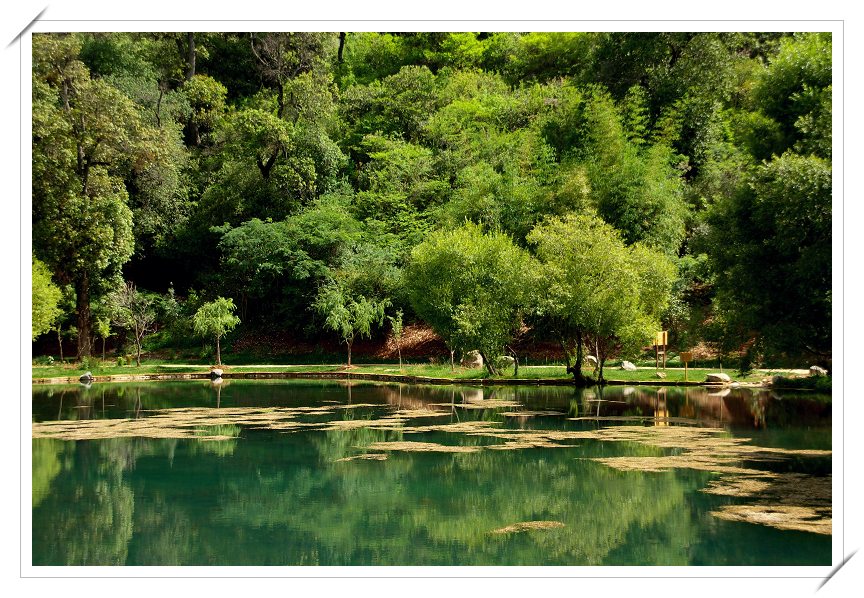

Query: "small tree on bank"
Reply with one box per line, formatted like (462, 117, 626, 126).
(94, 316, 111, 363)
(109, 282, 156, 367)
(192, 297, 241, 366)
(314, 281, 388, 367)
(388, 309, 404, 370)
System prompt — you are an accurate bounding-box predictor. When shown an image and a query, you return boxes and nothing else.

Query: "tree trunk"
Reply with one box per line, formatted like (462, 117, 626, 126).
(347, 340, 352, 367)
(479, 351, 499, 377)
(506, 345, 519, 377)
(338, 32, 346, 63)
(184, 33, 196, 81)
(564, 331, 590, 386)
(560, 337, 571, 371)
(450, 349, 455, 371)
(575, 329, 584, 378)
(135, 337, 142, 367)
(57, 327, 63, 362)
(216, 335, 222, 366)
(102, 337, 106, 362)
(257, 151, 278, 179)
(596, 338, 604, 384)
(276, 82, 285, 119)
(75, 272, 92, 359)
(397, 345, 402, 370)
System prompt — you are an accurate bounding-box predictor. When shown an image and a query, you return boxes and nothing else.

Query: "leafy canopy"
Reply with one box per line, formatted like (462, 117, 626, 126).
(192, 297, 241, 340)
(528, 213, 676, 377)
(32, 256, 63, 340)
(404, 222, 534, 366)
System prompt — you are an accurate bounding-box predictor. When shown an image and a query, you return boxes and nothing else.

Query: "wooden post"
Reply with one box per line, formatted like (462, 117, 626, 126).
(655, 331, 668, 370)
(662, 331, 668, 370)
(681, 351, 693, 382)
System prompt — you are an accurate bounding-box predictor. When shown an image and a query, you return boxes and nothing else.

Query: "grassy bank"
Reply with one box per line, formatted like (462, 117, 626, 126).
(30, 362, 343, 379)
(32, 359, 778, 384)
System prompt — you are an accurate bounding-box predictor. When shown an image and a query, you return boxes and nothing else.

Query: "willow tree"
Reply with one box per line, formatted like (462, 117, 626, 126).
(528, 213, 676, 383)
(192, 297, 241, 366)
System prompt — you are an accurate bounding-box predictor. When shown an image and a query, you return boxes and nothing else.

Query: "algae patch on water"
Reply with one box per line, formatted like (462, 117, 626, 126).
(711, 505, 831, 535)
(584, 426, 832, 535)
(32, 405, 365, 441)
(335, 453, 389, 462)
(366, 441, 481, 453)
(490, 521, 566, 534)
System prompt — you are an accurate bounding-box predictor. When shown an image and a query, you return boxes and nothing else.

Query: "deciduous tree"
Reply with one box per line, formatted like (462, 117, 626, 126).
(32, 256, 63, 341)
(528, 213, 676, 382)
(33, 34, 166, 358)
(404, 223, 534, 375)
(109, 282, 156, 367)
(313, 281, 388, 367)
(192, 297, 241, 366)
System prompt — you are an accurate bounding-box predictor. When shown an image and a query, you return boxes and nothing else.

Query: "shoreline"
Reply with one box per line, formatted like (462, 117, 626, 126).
(31, 369, 756, 388)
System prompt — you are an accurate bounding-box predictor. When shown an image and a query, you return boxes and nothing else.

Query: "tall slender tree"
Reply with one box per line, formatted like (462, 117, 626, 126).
(32, 34, 164, 358)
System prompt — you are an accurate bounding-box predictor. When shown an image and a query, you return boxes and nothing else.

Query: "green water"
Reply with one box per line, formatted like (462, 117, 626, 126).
(32, 380, 831, 566)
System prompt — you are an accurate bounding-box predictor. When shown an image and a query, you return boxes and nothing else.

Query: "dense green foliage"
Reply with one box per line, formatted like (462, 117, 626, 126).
(31, 31, 832, 372)
(528, 214, 676, 381)
(404, 223, 534, 374)
(32, 256, 63, 340)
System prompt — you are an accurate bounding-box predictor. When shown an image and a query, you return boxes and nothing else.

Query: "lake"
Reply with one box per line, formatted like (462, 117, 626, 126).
(31, 379, 831, 566)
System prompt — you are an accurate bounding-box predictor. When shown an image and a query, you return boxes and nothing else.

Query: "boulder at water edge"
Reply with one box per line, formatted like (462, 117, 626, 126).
(620, 361, 638, 371)
(210, 368, 224, 379)
(705, 372, 731, 384)
(585, 355, 598, 367)
(79, 371, 94, 382)
(461, 350, 483, 368)
(809, 365, 828, 376)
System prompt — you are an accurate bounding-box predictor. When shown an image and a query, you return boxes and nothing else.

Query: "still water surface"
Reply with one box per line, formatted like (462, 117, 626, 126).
(32, 380, 831, 566)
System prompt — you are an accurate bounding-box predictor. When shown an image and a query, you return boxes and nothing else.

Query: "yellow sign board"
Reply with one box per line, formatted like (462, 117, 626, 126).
(654, 331, 668, 346)
(680, 351, 693, 363)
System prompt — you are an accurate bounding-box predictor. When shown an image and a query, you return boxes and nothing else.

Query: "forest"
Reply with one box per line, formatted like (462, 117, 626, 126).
(31, 31, 832, 377)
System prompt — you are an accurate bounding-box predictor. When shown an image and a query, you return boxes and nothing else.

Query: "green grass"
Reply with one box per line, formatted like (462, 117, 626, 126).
(357, 363, 772, 383)
(31, 358, 795, 385)
(31, 361, 341, 379)
(595, 367, 765, 383)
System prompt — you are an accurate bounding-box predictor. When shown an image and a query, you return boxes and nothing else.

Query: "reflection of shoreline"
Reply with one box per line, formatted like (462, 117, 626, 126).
(566, 386, 830, 431)
(33, 380, 830, 433)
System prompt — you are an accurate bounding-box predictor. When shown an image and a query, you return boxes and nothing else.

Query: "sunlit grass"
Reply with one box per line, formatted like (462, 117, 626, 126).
(31, 362, 342, 379)
(33, 359, 793, 385)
